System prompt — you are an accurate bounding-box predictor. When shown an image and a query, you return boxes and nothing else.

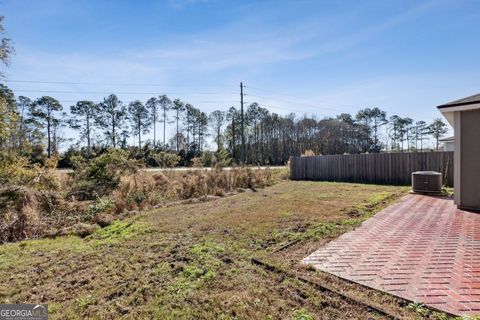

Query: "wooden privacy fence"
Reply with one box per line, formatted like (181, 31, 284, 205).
(290, 151, 454, 187)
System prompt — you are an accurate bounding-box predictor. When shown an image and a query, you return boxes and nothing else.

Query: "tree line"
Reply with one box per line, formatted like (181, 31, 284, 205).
(0, 84, 449, 166)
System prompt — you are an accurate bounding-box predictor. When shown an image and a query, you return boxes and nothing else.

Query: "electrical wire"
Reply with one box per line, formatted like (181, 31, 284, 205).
(54, 99, 240, 105)
(245, 85, 438, 121)
(5, 79, 439, 121)
(245, 93, 346, 113)
(12, 89, 236, 95)
(243, 100, 332, 118)
(4, 79, 235, 88)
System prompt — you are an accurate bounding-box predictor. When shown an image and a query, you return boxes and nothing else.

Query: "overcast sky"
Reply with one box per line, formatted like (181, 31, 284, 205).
(2, 0, 479, 147)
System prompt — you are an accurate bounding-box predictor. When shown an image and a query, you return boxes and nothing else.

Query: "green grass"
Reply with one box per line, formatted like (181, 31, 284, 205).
(0, 181, 454, 319)
(0, 220, 150, 274)
(292, 308, 315, 320)
(88, 220, 151, 244)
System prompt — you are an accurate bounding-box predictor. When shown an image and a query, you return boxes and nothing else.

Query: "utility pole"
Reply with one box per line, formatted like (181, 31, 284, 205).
(240, 82, 246, 164)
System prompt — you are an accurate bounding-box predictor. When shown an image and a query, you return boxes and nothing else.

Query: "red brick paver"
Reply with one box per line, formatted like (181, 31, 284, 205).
(303, 194, 480, 316)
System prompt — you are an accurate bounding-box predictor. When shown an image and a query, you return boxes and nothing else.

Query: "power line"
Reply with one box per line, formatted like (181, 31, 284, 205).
(6, 80, 438, 121)
(242, 85, 337, 116)
(246, 85, 358, 110)
(246, 93, 346, 113)
(246, 85, 359, 111)
(12, 89, 235, 95)
(243, 100, 332, 118)
(245, 85, 438, 121)
(52, 99, 240, 106)
(4, 79, 236, 88)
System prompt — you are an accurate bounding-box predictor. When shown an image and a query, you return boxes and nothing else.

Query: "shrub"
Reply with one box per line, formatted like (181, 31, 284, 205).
(113, 171, 158, 212)
(0, 186, 66, 243)
(0, 186, 40, 243)
(36, 156, 61, 191)
(87, 197, 115, 217)
(200, 152, 214, 167)
(0, 152, 59, 190)
(191, 157, 203, 167)
(69, 149, 142, 200)
(0, 153, 36, 186)
(152, 152, 180, 168)
(213, 149, 232, 168)
(276, 166, 290, 180)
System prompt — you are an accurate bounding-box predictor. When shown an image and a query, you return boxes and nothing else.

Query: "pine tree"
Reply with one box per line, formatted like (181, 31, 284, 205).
(145, 97, 159, 148)
(30, 96, 63, 157)
(128, 100, 151, 148)
(95, 94, 128, 148)
(69, 100, 98, 154)
(429, 118, 448, 150)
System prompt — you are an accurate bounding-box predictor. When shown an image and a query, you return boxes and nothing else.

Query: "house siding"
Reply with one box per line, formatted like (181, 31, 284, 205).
(459, 109, 480, 210)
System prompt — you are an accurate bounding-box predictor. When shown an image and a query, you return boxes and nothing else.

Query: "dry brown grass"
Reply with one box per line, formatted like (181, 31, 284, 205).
(113, 167, 280, 212)
(1, 181, 450, 320)
(0, 186, 91, 243)
(0, 187, 41, 243)
(0, 167, 284, 243)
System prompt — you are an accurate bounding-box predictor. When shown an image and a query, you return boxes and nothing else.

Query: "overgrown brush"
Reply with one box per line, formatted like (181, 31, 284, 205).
(114, 172, 159, 212)
(0, 152, 60, 190)
(69, 148, 142, 200)
(0, 186, 40, 243)
(0, 186, 87, 243)
(113, 167, 280, 210)
(0, 153, 68, 243)
(1, 149, 286, 243)
(152, 152, 181, 168)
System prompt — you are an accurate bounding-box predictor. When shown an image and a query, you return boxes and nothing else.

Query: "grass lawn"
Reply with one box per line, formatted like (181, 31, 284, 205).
(0, 181, 454, 319)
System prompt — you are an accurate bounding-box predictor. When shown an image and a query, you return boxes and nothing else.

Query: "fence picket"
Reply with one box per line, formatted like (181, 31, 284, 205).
(290, 152, 454, 186)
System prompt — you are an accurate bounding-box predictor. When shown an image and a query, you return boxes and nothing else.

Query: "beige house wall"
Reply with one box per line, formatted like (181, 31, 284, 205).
(454, 111, 461, 205)
(457, 109, 480, 210)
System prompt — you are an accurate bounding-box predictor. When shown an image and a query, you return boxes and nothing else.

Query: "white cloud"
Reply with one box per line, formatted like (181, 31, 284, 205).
(6, 0, 446, 87)
(3, 0, 463, 149)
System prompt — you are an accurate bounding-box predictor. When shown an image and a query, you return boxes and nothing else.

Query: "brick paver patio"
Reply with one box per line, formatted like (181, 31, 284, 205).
(303, 194, 480, 316)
